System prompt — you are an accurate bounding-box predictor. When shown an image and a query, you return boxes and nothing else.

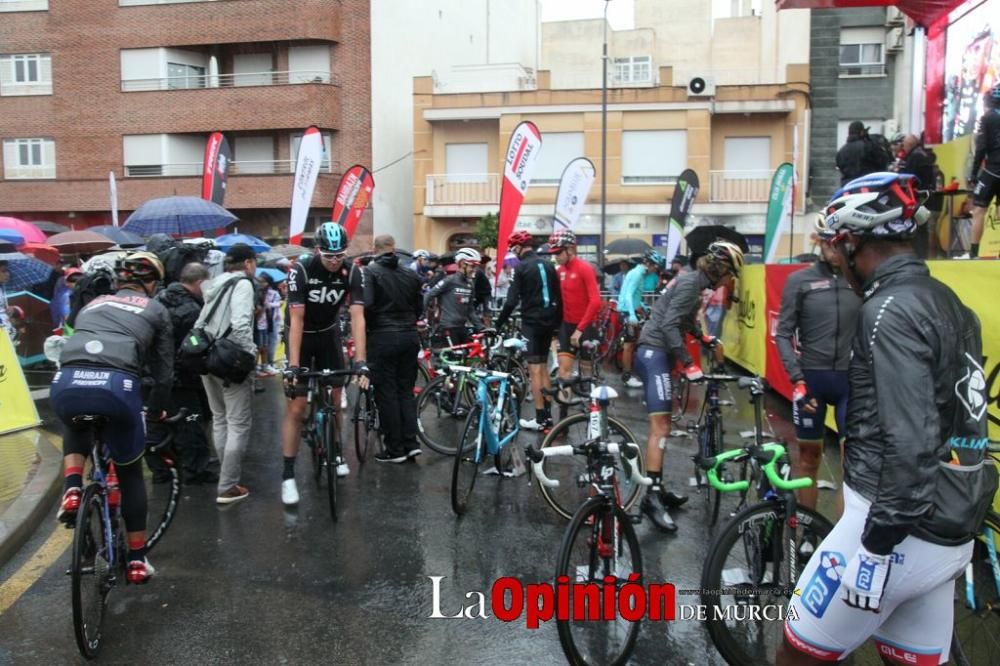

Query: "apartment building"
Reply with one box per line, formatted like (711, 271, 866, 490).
(412, 1, 811, 260)
(0, 0, 371, 246)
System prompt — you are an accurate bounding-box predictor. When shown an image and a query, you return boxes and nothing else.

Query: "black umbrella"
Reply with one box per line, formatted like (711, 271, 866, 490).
(89, 225, 145, 248)
(31, 221, 71, 235)
(602, 255, 640, 275)
(604, 238, 652, 256)
(684, 225, 749, 255)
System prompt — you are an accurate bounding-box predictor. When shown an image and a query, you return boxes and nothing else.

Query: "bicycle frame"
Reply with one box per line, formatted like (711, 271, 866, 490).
(470, 371, 518, 461)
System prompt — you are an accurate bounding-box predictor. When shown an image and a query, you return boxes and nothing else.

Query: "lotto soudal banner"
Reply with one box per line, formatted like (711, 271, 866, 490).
(663, 169, 699, 263)
(763, 163, 795, 264)
(289, 126, 324, 245)
(553, 157, 595, 231)
(332, 165, 375, 239)
(201, 132, 232, 206)
(494, 121, 542, 285)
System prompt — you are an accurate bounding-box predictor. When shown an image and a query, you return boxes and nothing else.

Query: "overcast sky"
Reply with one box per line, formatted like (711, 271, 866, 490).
(539, 0, 635, 30)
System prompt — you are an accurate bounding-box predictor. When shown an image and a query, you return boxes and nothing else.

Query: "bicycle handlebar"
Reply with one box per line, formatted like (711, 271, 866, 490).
(525, 442, 652, 489)
(447, 365, 510, 380)
(146, 408, 190, 454)
(699, 442, 812, 492)
(541, 375, 600, 406)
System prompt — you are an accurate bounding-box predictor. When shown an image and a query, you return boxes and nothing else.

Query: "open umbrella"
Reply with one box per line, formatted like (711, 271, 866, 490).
(0, 252, 52, 291)
(89, 225, 145, 248)
(684, 225, 749, 255)
(256, 267, 288, 283)
(31, 220, 71, 235)
(47, 230, 116, 255)
(0, 217, 46, 244)
(215, 233, 270, 253)
(604, 238, 652, 256)
(123, 196, 238, 236)
(0, 229, 25, 247)
(21, 243, 61, 267)
(602, 255, 640, 276)
(270, 243, 308, 259)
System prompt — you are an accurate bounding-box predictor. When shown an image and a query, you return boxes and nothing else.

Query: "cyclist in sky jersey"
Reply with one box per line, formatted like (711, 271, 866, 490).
(547, 229, 602, 387)
(280, 222, 352, 506)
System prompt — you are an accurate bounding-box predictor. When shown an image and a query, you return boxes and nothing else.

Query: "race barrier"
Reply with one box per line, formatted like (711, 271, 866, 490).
(723, 261, 1000, 439)
(0, 329, 41, 435)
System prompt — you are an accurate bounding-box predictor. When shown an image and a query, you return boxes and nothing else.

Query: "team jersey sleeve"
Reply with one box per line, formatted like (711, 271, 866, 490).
(288, 264, 307, 308)
(423, 273, 451, 311)
(349, 264, 371, 307)
(661, 275, 702, 365)
(576, 261, 602, 330)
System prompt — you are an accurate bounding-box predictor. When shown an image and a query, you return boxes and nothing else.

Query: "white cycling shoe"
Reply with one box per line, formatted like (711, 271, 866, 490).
(281, 478, 300, 505)
(335, 457, 350, 477)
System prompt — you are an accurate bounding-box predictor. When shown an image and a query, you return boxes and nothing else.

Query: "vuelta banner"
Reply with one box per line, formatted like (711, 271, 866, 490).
(0, 329, 40, 435)
(553, 157, 595, 231)
(201, 131, 233, 207)
(494, 121, 542, 285)
(720, 264, 767, 377)
(289, 126, 324, 245)
(109, 171, 119, 228)
(663, 169, 700, 263)
(763, 163, 794, 264)
(332, 165, 375, 239)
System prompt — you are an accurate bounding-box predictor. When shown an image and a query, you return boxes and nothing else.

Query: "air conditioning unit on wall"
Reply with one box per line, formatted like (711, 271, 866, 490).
(886, 27, 904, 53)
(687, 76, 716, 97)
(885, 6, 905, 26)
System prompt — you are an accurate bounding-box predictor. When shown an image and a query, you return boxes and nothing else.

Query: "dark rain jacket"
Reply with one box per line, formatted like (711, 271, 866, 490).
(636, 269, 711, 365)
(495, 250, 562, 330)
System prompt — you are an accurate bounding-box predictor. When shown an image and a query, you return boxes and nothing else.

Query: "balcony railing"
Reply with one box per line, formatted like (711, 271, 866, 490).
(708, 170, 773, 203)
(124, 159, 340, 178)
(120, 0, 221, 5)
(425, 174, 500, 206)
(121, 69, 335, 93)
(0, 0, 48, 11)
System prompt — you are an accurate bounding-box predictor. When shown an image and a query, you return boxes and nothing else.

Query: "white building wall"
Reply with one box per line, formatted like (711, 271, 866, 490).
(371, 0, 540, 249)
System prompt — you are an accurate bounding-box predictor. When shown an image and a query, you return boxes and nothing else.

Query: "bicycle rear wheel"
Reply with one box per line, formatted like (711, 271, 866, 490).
(72, 484, 112, 659)
(701, 502, 833, 666)
(143, 451, 181, 553)
(417, 374, 475, 455)
(703, 414, 724, 527)
(450, 403, 484, 516)
(951, 512, 1000, 666)
(537, 414, 644, 520)
(556, 498, 642, 666)
(322, 408, 338, 522)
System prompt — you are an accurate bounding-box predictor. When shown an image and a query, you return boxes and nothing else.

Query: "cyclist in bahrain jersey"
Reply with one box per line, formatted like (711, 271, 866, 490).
(780, 172, 998, 665)
(546, 229, 601, 386)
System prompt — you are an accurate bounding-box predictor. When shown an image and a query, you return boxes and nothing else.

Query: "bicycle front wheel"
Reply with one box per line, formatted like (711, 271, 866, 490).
(451, 403, 484, 516)
(705, 414, 724, 527)
(417, 374, 474, 455)
(323, 408, 338, 523)
(701, 501, 833, 666)
(556, 498, 642, 666)
(537, 414, 644, 520)
(72, 484, 111, 659)
(951, 512, 1000, 666)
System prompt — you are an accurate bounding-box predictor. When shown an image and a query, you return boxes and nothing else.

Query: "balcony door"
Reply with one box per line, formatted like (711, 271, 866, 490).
(233, 53, 273, 87)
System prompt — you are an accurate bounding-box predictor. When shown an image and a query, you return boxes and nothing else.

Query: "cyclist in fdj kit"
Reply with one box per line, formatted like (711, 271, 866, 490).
(495, 230, 562, 431)
(633, 240, 744, 532)
(616, 249, 666, 389)
(775, 216, 860, 514)
(781, 172, 998, 664)
(422, 247, 486, 345)
(280, 222, 352, 506)
(968, 83, 1000, 258)
(52, 252, 174, 584)
(547, 229, 602, 387)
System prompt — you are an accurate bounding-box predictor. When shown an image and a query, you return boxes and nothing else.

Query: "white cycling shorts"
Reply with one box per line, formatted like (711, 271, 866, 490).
(784, 483, 973, 664)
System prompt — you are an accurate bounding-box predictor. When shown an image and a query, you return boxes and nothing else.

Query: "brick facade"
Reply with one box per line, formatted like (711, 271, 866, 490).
(0, 0, 372, 248)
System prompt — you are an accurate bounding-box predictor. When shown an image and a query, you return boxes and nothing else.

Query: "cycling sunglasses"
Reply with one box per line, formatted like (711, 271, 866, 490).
(318, 251, 347, 261)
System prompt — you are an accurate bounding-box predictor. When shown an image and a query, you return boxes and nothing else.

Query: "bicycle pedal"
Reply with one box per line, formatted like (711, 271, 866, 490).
(718, 400, 734, 407)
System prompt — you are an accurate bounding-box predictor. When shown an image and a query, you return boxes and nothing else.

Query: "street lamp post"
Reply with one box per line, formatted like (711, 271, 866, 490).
(599, 0, 610, 266)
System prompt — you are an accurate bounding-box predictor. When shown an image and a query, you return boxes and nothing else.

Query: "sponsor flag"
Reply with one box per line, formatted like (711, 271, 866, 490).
(109, 171, 119, 228)
(494, 121, 542, 285)
(553, 157, 595, 231)
(201, 131, 232, 207)
(289, 126, 324, 245)
(663, 168, 699, 263)
(763, 163, 795, 263)
(332, 165, 375, 238)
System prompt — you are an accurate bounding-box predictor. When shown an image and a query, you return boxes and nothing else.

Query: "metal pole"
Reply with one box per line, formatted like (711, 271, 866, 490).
(600, 1, 609, 264)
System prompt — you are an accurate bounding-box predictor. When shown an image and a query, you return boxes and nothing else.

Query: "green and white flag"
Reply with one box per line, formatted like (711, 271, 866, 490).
(763, 163, 794, 264)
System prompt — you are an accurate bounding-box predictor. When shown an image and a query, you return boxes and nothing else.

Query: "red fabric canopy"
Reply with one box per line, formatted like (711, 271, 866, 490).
(776, 0, 964, 30)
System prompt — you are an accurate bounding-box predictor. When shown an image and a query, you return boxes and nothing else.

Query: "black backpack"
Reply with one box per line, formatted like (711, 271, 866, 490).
(866, 133, 894, 170)
(66, 272, 115, 328)
(146, 234, 209, 286)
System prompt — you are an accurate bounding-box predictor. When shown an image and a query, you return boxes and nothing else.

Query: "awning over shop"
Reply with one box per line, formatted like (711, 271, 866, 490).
(776, 0, 965, 30)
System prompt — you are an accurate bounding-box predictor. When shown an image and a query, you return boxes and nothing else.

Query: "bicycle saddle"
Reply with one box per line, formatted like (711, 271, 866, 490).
(590, 385, 619, 401)
(737, 376, 765, 393)
(502, 338, 526, 350)
(71, 414, 110, 426)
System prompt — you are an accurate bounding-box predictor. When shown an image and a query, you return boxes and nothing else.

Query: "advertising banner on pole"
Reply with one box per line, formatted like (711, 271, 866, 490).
(763, 163, 795, 263)
(553, 157, 595, 231)
(289, 126, 323, 245)
(494, 121, 542, 285)
(332, 165, 375, 239)
(0, 329, 40, 435)
(664, 169, 700, 263)
(201, 131, 233, 207)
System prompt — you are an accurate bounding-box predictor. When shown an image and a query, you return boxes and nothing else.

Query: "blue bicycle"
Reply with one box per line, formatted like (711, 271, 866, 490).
(450, 365, 520, 516)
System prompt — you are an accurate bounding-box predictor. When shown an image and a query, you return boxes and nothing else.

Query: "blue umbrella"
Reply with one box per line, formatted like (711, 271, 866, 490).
(216, 233, 270, 253)
(0, 229, 25, 247)
(123, 196, 238, 236)
(89, 225, 145, 248)
(0, 252, 53, 291)
(256, 267, 287, 283)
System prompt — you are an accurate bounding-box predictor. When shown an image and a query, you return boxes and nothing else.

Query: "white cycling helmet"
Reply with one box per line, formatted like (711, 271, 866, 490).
(454, 247, 481, 265)
(413, 249, 431, 260)
(824, 172, 928, 239)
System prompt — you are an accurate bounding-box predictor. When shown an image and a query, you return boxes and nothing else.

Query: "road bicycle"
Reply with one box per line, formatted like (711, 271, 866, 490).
(450, 365, 521, 516)
(699, 442, 833, 666)
(950, 440, 1000, 666)
(417, 333, 526, 456)
(69, 410, 186, 659)
(527, 437, 651, 666)
(533, 375, 645, 520)
(288, 367, 358, 522)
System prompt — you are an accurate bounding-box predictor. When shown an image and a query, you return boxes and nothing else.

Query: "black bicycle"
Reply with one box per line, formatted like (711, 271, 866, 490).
(528, 439, 651, 666)
(69, 410, 186, 659)
(351, 383, 382, 464)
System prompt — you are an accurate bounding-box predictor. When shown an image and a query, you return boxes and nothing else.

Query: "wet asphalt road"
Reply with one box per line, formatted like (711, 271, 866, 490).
(0, 370, 849, 665)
